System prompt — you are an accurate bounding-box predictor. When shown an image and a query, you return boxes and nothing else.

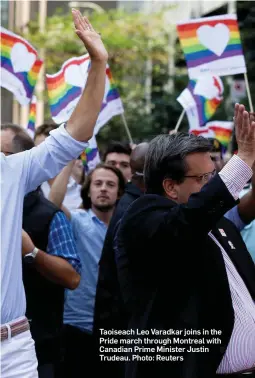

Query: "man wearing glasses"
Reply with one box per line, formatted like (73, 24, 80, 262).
(116, 104, 255, 378)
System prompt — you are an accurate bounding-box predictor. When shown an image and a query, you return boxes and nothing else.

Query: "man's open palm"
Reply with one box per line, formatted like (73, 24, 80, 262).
(72, 9, 108, 62)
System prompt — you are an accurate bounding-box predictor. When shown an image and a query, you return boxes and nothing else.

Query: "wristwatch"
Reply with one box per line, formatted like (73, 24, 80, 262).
(24, 247, 39, 264)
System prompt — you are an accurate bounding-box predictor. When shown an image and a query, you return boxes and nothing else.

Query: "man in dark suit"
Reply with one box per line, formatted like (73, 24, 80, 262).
(93, 143, 149, 376)
(116, 104, 255, 378)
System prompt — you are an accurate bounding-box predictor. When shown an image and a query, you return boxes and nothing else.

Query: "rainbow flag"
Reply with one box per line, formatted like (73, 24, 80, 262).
(0, 27, 43, 105)
(46, 54, 90, 123)
(26, 95, 36, 137)
(80, 136, 100, 173)
(46, 54, 124, 133)
(190, 121, 233, 152)
(177, 14, 246, 78)
(177, 75, 224, 128)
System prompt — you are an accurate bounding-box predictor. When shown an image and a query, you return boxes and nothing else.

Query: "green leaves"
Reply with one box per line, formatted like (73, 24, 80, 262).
(21, 7, 188, 143)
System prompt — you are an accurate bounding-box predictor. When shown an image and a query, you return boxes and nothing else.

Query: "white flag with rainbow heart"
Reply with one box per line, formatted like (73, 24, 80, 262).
(46, 54, 124, 134)
(0, 27, 43, 105)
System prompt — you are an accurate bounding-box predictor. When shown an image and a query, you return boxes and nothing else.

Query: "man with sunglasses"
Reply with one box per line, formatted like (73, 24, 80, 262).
(116, 104, 255, 378)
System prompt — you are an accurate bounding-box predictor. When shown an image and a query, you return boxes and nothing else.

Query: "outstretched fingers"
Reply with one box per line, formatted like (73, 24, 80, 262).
(235, 104, 245, 136)
(234, 103, 239, 120)
(242, 111, 250, 138)
(83, 16, 95, 32)
(72, 9, 83, 33)
(251, 121, 255, 139)
(250, 112, 255, 123)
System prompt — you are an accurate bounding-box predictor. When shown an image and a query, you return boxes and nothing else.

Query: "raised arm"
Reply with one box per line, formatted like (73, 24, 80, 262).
(48, 161, 75, 219)
(119, 104, 255, 248)
(66, 10, 108, 141)
(236, 111, 255, 224)
(165, 105, 255, 236)
(7, 10, 108, 195)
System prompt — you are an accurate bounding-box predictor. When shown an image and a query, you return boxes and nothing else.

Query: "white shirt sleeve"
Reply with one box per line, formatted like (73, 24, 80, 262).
(219, 154, 253, 201)
(9, 124, 88, 195)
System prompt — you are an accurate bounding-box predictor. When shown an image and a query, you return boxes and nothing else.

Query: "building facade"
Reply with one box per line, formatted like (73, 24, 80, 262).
(1, 0, 232, 126)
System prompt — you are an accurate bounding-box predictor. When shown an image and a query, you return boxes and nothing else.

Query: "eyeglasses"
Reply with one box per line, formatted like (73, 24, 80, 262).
(184, 169, 216, 184)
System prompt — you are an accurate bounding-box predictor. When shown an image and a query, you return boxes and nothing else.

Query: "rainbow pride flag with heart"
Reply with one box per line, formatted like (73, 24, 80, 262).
(0, 27, 43, 105)
(46, 54, 124, 133)
(177, 75, 224, 128)
(177, 14, 246, 79)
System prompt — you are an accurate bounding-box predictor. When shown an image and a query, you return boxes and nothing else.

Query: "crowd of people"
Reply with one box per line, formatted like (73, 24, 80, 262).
(1, 9, 255, 378)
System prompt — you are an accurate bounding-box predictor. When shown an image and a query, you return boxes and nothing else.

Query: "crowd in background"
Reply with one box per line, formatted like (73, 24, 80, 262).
(1, 10, 255, 378)
(1, 118, 254, 378)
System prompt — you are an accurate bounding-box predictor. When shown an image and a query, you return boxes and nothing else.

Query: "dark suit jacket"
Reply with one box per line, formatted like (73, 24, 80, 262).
(116, 175, 255, 378)
(93, 182, 143, 333)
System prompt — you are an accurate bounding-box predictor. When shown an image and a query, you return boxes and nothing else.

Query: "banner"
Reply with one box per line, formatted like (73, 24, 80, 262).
(80, 136, 100, 173)
(46, 54, 124, 134)
(190, 120, 234, 152)
(26, 95, 36, 138)
(0, 27, 43, 105)
(177, 75, 224, 128)
(177, 14, 246, 78)
(230, 79, 246, 103)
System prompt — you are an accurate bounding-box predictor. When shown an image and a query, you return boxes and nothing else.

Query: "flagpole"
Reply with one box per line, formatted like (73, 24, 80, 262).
(174, 109, 185, 132)
(37, 0, 47, 126)
(244, 73, 254, 113)
(120, 113, 133, 144)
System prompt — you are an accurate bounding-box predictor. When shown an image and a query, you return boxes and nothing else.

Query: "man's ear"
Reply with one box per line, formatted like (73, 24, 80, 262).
(162, 178, 178, 200)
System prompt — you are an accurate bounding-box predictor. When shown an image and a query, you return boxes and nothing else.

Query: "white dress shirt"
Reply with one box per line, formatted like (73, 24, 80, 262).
(1, 124, 88, 324)
(215, 155, 255, 373)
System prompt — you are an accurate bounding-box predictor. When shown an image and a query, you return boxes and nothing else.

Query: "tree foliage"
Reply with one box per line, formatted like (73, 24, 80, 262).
(22, 3, 254, 146)
(23, 6, 186, 143)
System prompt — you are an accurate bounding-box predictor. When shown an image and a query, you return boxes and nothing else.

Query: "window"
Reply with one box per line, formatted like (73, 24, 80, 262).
(0, 0, 9, 28)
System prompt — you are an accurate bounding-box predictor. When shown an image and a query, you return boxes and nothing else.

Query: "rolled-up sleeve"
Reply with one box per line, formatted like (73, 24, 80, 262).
(23, 124, 88, 194)
(47, 211, 81, 274)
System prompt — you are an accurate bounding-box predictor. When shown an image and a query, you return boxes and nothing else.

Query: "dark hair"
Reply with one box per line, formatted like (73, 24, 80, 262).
(144, 133, 211, 195)
(103, 142, 132, 161)
(12, 133, 35, 153)
(34, 123, 58, 139)
(1, 123, 25, 134)
(81, 163, 126, 209)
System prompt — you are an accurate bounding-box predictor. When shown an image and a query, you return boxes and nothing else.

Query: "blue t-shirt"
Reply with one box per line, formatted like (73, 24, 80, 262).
(64, 209, 107, 333)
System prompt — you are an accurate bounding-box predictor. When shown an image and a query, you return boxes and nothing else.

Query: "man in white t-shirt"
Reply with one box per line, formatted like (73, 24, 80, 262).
(0, 10, 108, 378)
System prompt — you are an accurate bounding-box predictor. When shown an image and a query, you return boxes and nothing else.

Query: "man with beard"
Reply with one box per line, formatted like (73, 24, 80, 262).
(49, 163, 125, 377)
(93, 142, 149, 377)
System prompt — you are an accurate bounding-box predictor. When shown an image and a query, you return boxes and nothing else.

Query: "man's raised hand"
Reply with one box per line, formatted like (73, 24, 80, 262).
(235, 103, 255, 167)
(72, 9, 108, 62)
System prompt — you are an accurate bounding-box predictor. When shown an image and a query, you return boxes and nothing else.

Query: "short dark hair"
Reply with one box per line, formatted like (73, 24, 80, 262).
(34, 123, 58, 140)
(103, 142, 132, 161)
(12, 133, 35, 153)
(81, 163, 126, 209)
(1, 123, 25, 134)
(144, 133, 211, 195)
